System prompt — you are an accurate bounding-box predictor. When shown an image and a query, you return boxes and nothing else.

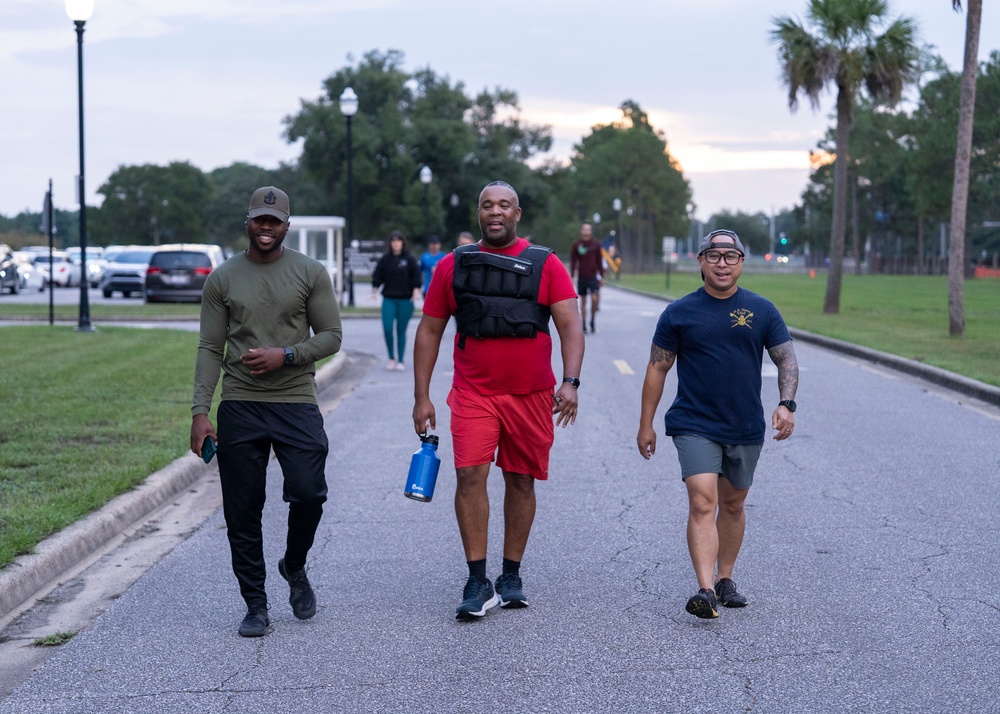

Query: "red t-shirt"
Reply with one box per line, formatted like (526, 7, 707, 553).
(422, 238, 577, 395)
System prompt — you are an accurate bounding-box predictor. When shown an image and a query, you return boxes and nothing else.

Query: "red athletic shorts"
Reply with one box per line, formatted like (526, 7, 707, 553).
(447, 387, 555, 480)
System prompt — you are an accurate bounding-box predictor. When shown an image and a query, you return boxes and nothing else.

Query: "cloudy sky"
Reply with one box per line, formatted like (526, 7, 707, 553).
(3, 0, 996, 225)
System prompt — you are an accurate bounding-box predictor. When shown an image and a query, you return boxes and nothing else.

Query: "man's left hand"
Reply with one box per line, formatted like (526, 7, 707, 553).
(552, 384, 578, 428)
(771, 406, 795, 441)
(241, 347, 284, 376)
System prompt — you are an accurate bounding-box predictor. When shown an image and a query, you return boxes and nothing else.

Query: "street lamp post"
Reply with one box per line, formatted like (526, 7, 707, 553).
(419, 165, 432, 243)
(66, 0, 94, 332)
(612, 198, 622, 280)
(449, 193, 459, 245)
(339, 86, 358, 306)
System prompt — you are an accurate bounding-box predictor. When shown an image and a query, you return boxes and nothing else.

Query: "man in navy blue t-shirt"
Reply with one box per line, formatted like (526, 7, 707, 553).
(637, 229, 799, 619)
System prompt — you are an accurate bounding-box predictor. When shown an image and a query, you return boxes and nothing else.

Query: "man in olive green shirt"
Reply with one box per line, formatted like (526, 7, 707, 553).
(191, 186, 343, 637)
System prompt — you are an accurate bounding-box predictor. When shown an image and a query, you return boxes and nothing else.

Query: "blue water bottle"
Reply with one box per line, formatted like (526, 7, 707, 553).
(404, 433, 441, 502)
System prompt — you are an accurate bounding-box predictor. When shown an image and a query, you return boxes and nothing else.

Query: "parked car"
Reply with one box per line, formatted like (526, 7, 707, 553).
(31, 251, 77, 287)
(13, 251, 46, 291)
(0, 244, 20, 294)
(66, 246, 104, 288)
(144, 244, 224, 303)
(100, 248, 157, 298)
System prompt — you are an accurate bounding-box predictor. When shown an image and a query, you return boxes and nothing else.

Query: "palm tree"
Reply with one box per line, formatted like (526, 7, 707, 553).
(772, 0, 919, 314)
(947, 0, 982, 338)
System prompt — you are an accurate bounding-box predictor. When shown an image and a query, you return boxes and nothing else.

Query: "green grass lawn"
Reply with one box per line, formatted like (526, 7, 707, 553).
(0, 326, 206, 567)
(617, 271, 1000, 388)
(0, 272, 997, 571)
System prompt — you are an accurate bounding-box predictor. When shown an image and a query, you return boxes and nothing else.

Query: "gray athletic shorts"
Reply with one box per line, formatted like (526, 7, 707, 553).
(672, 434, 763, 490)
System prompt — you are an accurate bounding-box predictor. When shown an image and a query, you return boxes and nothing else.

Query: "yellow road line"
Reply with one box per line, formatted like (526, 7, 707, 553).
(614, 359, 634, 375)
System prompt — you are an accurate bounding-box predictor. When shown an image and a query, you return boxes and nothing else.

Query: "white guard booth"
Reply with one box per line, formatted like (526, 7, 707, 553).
(287, 216, 345, 298)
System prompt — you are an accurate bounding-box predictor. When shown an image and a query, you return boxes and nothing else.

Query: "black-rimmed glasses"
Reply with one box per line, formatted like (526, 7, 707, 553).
(702, 250, 743, 265)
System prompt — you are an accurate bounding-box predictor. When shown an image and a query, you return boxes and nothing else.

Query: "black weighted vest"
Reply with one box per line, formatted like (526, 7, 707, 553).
(452, 243, 552, 348)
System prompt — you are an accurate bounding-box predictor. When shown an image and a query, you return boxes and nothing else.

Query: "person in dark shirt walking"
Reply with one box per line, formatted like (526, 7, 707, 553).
(636, 229, 799, 620)
(372, 230, 422, 371)
(569, 222, 604, 333)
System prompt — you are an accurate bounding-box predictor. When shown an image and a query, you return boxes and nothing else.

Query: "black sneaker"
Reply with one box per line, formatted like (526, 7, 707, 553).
(685, 588, 719, 619)
(455, 576, 499, 620)
(238, 603, 271, 637)
(278, 558, 317, 620)
(495, 572, 529, 609)
(714, 578, 748, 608)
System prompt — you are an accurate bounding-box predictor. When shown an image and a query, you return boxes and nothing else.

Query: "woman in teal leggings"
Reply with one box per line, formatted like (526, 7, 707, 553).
(371, 230, 422, 370)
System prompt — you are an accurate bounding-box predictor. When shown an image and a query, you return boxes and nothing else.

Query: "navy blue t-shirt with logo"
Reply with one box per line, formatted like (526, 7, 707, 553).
(652, 286, 791, 444)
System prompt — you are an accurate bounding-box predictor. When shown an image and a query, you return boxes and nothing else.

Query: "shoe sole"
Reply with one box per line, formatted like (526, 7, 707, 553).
(455, 593, 500, 620)
(500, 600, 529, 609)
(499, 595, 529, 609)
(685, 598, 719, 619)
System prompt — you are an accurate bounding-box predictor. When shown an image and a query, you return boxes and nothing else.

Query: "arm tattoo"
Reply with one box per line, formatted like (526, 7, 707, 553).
(768, 341, 799, 400)
(649, 344, 676, 370)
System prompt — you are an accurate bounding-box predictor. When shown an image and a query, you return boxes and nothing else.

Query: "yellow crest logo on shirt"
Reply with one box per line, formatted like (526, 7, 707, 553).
(730, 308, 754, 329)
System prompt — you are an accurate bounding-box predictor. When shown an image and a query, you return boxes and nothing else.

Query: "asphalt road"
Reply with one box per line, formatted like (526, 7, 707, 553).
(2, 287, 998, 713)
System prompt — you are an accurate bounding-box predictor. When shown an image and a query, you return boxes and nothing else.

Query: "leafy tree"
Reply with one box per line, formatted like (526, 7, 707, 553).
(286, 50, 416, 241)
(94, 162, 213, 246)
(284, 50, 551, 247)
(543, 101, 691, 266)
(849, 99, 917, 269)
(907, 58, 959, 226)
(204, 162, 274, 248)
(0, 207, 78, 249)
(794, 51, 1000, 276)
(772, 0, 919, 313)
(200, 162, 321, 250)
(706, 211, 772, 255)
(908, 51, 1000, 270)
(799, 148, 836, 260)
(465, 87, 553, 239)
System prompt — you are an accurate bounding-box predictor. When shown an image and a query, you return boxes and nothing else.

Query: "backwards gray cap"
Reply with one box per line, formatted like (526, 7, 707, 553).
(698, 229, 745, 256)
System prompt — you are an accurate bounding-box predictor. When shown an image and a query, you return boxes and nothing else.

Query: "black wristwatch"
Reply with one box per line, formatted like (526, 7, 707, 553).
(778, 399, 796, 413)
(283, 347, 295, 366)
(563, 377, 581, 388)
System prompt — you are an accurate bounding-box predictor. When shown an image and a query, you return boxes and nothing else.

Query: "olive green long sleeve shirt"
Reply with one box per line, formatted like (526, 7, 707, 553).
(192, 249, 343, 416)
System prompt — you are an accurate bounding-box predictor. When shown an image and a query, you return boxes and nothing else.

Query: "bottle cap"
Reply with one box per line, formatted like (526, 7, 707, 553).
(421, 433, 439, 446)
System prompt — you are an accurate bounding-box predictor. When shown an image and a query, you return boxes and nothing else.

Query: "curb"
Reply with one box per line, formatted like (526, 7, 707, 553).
(0, 352, 348, 621)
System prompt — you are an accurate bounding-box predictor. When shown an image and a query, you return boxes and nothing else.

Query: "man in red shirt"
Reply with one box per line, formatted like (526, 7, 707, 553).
(569, 222, 604, 333)
(413, 181, 585, 620)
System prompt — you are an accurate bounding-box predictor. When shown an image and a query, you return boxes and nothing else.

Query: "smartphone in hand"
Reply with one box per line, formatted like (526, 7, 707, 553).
(202, 435, 217, 464)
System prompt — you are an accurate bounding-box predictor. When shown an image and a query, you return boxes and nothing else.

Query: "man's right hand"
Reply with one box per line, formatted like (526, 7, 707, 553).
(191, 413, 217, 457)
(636, 424, 657, 460)
(412, 397, 436, 436)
